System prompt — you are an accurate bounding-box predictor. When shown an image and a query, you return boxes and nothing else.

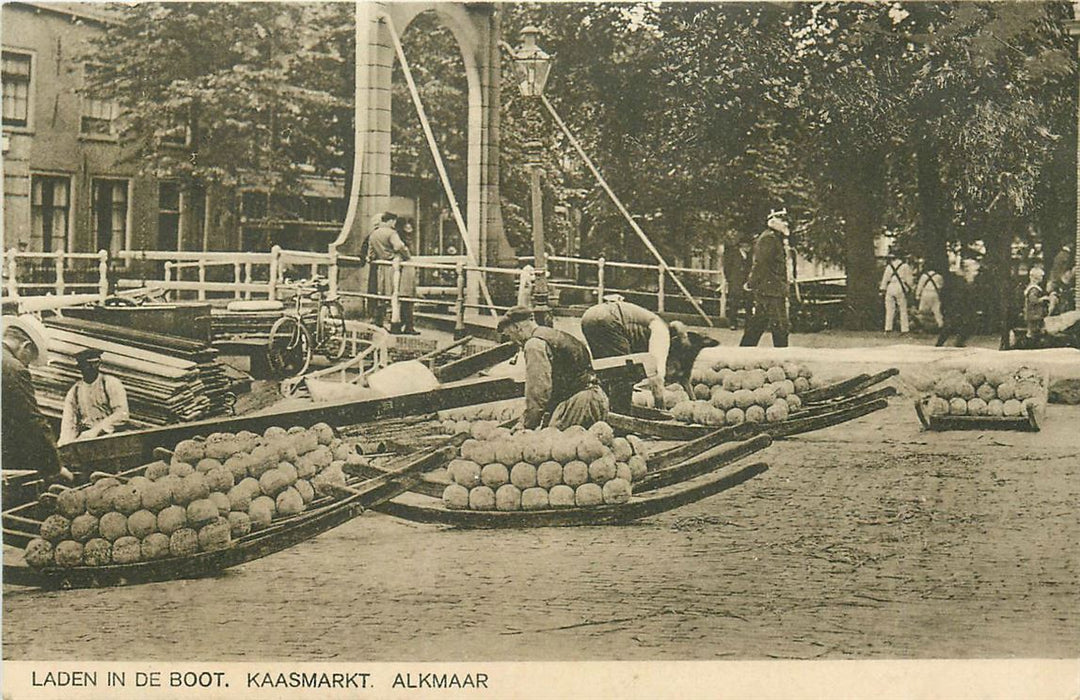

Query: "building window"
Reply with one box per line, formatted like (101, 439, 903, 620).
(31, 175, 70, 253)
(92, 179, 129, 255)
(161, 109, 190, 146)
(2, 51, 32, 129)
(80, 64, 117, 137)
(158, 182, 181, 250)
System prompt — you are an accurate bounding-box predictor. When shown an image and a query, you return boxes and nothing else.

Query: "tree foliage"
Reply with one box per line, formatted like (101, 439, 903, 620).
(83, 2, 352, 203)
(84, 2, 1076, 327)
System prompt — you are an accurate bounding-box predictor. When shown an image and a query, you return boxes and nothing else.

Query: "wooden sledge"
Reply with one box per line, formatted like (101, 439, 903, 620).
(348, 430, 773, 502)
(2, 440, 463, 589)
(370, 459, 768, 529)
(914, 399, 1041, 432)
(609, 393, 892, 442)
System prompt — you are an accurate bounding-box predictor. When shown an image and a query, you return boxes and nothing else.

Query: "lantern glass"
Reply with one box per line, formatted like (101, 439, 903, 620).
(512, 27, 552, 97)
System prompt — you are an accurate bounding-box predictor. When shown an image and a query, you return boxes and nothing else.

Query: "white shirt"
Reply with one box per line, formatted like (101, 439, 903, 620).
(60, 374, 129, 444)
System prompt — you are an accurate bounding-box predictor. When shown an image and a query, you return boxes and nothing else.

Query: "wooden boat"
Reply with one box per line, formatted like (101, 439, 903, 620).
(56, 375, 523, 477)
(914, 398, 1041, 432)
(3, 440, 462, 590)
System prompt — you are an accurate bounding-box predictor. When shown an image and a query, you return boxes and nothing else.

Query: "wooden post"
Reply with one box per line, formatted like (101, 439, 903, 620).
(233, 262, 242, 299)
(328, 244, 339, 298)
(517, 264, 534, 307)
(7, 249, 20, 301)
(98, 250, 109, 302)
(454, 259, 467, 339)
(390, 258, 402, 325)
(269, 245, 281, 300)
(197, 257, 207, 301)
(244, 261, 253, 299)
(54, 255, 65, 296)
(657, 264, 666, 313)
(597, 257, 606, 302)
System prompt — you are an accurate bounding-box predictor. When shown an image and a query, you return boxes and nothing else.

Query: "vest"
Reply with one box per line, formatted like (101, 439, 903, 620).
(530, 326, 596, 407)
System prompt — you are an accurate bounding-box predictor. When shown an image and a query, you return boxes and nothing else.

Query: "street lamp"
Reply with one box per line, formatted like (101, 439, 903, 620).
(511, 26, 554, 325)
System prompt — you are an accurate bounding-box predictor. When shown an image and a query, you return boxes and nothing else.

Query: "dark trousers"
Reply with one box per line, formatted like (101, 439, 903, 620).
(936, 315, 974, 347)
(726, 291, 753, 328)
(581, 310, 635, 413)
(739, 295, 789, 347)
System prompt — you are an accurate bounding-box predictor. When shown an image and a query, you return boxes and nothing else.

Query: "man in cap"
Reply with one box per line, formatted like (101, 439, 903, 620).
(2, 315, 68, 482)
(740, 207, 792, 348)
(59, 347, 130, 445)
(580, 295, 670, 413)
(366, 211, 413, 333)
(498, 306, 609, 430)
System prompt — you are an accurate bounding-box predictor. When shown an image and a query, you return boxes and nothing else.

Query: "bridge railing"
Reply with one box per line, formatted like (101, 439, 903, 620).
(2, 248, 110, 309)
(541, 255, 726, 317)
(117, 249, 279, 301)
(4, 245, 730, 322)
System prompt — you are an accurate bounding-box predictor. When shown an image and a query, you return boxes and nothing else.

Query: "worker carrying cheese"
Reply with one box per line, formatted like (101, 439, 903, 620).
(580, 296, 670, 412)
(498, 306, 609, 430)
(59, 348, 130, 445)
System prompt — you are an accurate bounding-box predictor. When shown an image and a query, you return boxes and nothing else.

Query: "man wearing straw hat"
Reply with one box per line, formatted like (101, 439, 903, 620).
(498, 306, 609, 430)
(2, 315, 69, 483)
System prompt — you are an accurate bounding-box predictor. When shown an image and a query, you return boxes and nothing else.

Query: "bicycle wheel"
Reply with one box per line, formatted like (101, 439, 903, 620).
(319, 301, 349, 361)
(267, 316, 313, 377)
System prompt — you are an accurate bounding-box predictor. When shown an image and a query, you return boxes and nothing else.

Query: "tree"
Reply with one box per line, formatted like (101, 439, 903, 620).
(83, 3, 352, 209)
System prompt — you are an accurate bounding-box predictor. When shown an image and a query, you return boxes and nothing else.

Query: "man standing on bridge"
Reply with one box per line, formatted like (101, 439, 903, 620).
(740, 208, 791, 348)
(498, 306, 609, 430)
(580, 295, 670, 413)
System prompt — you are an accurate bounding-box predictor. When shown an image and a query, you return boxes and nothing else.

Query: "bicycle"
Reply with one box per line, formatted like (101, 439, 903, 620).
(266, 277, 348, 377)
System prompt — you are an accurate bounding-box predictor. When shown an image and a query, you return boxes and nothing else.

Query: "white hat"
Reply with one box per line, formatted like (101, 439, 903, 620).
(2, 314, 50, 365)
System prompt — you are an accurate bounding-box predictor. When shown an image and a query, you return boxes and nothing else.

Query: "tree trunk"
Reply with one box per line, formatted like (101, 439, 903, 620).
(982, 207, 1015, 348)
(840, 150, 884, 330)
(916, 140, 949, 272)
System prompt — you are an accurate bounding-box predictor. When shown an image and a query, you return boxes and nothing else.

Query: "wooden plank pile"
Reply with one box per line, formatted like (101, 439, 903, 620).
(33, 317, 234, 428)
(210, 308, 282, 342)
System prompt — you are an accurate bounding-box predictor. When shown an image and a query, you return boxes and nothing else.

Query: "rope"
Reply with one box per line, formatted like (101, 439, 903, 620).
(539, 94, 713, 327)
(384, 15, 498, 317)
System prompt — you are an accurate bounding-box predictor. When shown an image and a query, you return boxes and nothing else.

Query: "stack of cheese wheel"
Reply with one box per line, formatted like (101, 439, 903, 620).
(664, 359, 816, 427)
(438, 399, 526, 436)
(924, 364, 1047, 418)
(24, 423, 365, 569)
(441, 421, 650, 511)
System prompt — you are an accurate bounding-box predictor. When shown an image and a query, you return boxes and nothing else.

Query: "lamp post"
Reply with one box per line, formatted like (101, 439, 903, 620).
(511, 26, 553, 325)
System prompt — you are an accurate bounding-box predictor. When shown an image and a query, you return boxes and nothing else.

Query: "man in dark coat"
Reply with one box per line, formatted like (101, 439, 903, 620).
(936, 260, 980, 347)
(739, 208, 791, 347)
(2, 316, 68, 483)
(581, 296, 670, 412)
(722, 236, 754, 329)
(499, 306, 609, 430)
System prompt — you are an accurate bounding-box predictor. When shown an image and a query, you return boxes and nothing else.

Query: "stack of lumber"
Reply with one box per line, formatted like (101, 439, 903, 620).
(210, 308, 282, 342)
(33, 317, 234, 427)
